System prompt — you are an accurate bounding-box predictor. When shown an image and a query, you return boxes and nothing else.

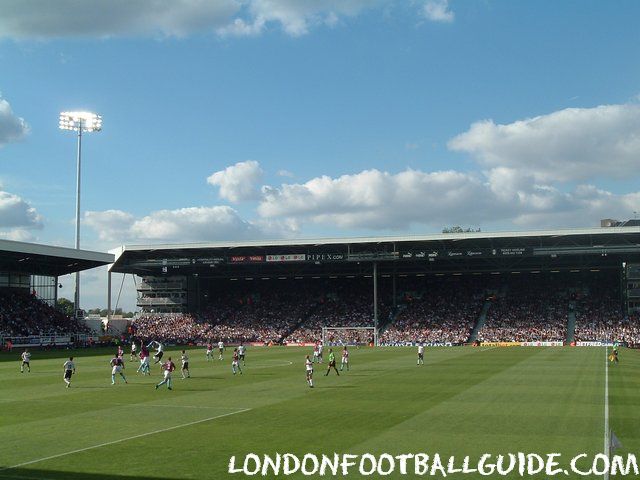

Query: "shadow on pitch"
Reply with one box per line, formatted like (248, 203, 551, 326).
(0, 468, 161, 480)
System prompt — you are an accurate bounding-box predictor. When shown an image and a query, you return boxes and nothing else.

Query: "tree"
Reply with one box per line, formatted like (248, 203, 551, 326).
(56, 298, 75, 317)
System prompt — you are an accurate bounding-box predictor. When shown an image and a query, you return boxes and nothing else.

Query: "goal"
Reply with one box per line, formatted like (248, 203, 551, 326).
(321, 326, 378, 347)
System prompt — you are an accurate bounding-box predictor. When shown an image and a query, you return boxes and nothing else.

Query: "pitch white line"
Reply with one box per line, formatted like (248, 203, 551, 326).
(604, 347, 611, 480)
(604, 346, 610, 480)
(0, 407, 251, 471)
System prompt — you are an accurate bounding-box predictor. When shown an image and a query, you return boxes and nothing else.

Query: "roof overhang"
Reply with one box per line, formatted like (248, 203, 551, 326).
(0, 239, 114, 277)
(109, 226, 640, 276)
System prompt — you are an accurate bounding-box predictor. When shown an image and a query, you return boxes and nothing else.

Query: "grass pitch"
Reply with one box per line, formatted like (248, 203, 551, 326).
(0, 346, 637, 479)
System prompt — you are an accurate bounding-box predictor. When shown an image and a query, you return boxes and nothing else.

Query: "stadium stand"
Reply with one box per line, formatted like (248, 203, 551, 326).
(0, 289, 89, 336)
(380, 278, 486, 345)
(574, 279, 640, 343)
(129, 271, 640, 346)
(477, 278, 568, 342)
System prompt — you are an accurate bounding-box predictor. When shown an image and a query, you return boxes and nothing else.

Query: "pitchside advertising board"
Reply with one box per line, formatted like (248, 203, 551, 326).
(480, 341, 615, 347)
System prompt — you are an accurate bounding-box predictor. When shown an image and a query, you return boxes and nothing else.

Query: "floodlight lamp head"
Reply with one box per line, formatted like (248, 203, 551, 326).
(59, 111, 102, 132)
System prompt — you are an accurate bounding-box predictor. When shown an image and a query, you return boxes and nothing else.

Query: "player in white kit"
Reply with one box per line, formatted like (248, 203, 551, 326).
(63, 357, 76, 388)
(305, 355, 314, 388)
(417, 343, 425, 365)
(238, 343, 246, 366)
(218, 341, 224, 360)
(181, 350, 190, 379)
(147, 340, 164, 364)
(20, 349, 31, 373)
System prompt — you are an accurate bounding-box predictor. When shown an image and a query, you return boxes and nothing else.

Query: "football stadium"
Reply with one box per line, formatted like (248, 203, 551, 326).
(2, 227, 640, 479)
(3, 2, 640, 479)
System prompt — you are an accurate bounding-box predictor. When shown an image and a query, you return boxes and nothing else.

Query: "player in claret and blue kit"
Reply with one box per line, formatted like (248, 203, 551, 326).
(156, 357, 176, 390)
(232, 348, 242, 375)
(110, 354, 128, 385)
(340, 346, 349, 371)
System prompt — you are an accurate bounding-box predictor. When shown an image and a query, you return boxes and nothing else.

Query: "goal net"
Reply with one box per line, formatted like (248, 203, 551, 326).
(322, 326, 378, 347)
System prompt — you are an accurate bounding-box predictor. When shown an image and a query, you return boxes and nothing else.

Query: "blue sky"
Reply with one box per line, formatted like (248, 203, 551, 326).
(0, 0, 639, 309)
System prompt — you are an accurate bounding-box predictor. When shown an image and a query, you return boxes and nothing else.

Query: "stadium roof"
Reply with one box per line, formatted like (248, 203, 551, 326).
(0, 239, 114, 277)
(112, 226, 640, 251)
(110, 226, 640, 276)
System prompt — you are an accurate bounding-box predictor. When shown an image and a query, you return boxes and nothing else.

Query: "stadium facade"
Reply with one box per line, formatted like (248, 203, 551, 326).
(109, 226, 640, 320)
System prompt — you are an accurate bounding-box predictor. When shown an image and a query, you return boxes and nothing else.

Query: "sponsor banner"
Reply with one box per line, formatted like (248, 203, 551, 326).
(400, 247, 534, 260)
(493, 247, 530, 256)
(229, 255, 265, 263)
(481, 341, 521, 347)
(307, 253, 345, 262)
(576, 341, 615, 347)
(285, 342, 316, 347)
(347, 252, 399, 261)
(266, 254, 306, 263)
(194, 257, 225, 265)
(520, 341, 564, 347)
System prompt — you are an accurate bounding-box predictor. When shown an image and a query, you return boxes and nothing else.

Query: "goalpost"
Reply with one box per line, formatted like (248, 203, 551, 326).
(322, 326, 378, 347)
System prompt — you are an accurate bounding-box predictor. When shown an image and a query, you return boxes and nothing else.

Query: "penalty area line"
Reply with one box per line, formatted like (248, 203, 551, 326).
(0, 407, 251, 471)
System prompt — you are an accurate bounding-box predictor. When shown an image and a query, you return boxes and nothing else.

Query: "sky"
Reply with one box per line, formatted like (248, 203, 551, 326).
(0, 0, 639, 310)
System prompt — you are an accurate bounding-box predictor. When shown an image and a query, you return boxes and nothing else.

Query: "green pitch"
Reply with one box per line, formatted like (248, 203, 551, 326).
(0, 346, 637, 479)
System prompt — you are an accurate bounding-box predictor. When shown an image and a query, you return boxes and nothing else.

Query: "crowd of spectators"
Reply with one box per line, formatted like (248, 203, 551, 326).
(380, 279, 484, 345)
(478, 279, 567, 342)
(574, 283, 640, 344)
(131, 313, 209, 342)
(129, 273, 640, 346)
(132, 281, 318, 344)
(0, 289, 88, 337)
(284, 281, 386, 344)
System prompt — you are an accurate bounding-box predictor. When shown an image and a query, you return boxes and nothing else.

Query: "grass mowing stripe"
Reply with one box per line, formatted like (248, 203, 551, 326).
(1, 408, 251, 471)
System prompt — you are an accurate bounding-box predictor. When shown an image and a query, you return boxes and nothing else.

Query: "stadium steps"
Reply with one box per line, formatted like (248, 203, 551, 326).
(278, 303, 320, 343)
(378, 304, 406, 334)
(467, 298, 493, 343)
(566, 304, 576, 344)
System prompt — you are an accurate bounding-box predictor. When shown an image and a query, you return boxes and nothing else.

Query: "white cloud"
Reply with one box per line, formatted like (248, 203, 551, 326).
(0, 97, 29, 146)
(259, 169, 506, 229)
(224, 0, 379, 37)
(0, 0, 398, 39)
(0, 228, 37, 242)
(207, 160, 263, 203)
(0, 0, 240, 39)
(84, 209, 135, 242)
(448, 104, 640, 183)
(277, 169, 294, 178)
(0, 187, 42, 228)
(422, 0, 454, 23)
(84, 205, 297, 244)
(258, 167, 640, 231)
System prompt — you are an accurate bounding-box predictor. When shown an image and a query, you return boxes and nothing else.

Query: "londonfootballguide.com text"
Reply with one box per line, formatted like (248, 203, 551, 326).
(228, 452, 638, 477)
